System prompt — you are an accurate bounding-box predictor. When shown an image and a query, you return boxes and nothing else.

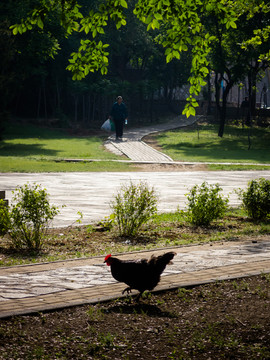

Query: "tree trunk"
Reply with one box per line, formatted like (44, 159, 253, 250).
(217, 77, 234, 137)
(214, 73, 222, 120)
(218, 102, 226, 137)
(82, 95, 86, 124)
(37, 87, 41, 120)
(150, 91, 154, 122)
(247, 72, 253, 126)
(237, 86, 240, 118)
(56, 78, 61, 114)
(207, 73, 212, 115)
(74, 95, 78, 123)
(43, 82, 47, 120)
(92, 94, 96, 121)
(87, 95, 91, 124)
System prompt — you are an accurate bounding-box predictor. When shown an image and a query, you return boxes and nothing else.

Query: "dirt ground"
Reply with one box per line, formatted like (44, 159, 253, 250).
(0, 275, 269, 360)
(133, 162, 209, 172)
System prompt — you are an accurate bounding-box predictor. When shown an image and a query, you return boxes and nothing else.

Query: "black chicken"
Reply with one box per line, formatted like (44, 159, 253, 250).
(104, 252, 176, 299)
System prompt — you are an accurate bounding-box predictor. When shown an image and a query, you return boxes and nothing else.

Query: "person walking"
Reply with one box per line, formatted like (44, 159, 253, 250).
(109, 96, 128, 141)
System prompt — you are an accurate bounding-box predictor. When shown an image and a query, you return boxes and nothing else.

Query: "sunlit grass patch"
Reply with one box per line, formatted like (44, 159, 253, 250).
(0, 123, 133, 172)
(154, 123, 270, 164)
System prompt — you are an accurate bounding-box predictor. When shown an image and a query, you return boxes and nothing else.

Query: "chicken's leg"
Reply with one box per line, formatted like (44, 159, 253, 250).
(122, 287, 132, 295)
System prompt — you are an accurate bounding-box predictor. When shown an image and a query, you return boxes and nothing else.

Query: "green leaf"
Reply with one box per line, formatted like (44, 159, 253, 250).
(18, 25, 23, 35)
(182, 107, 188, 115)
(166, 52, 173, 62)
(145, 14, 153, 25)
(100, 66, 108, 75)
(37, 17, 44, 29)
(120, 0, 128, 8)
(189, 106, 196, 116)
(152, 19, 160, 29)
(154, 13, 163, 20)
(173, 51, 180, 59)
(201, 67, 209, 75)
(12, 27, 18, 35)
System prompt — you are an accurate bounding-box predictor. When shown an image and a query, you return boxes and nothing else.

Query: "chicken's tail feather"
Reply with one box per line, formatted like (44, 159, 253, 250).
(160, 251, 176, 264)
(148, 251, 176, 269)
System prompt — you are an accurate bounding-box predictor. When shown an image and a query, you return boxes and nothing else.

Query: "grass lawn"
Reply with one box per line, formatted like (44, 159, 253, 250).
(0, 120, 270, 172)
(1, 123, 117, 159)
(152, 123, 270, 164)
(0, 157, 135, 172)
(0, 123, 135, 172)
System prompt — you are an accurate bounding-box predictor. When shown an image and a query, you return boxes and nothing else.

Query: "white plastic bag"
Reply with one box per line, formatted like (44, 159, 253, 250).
(101, 119, 112, 132)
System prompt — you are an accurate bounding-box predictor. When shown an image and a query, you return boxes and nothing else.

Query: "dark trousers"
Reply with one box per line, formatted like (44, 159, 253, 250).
(113, 118, 124, 138)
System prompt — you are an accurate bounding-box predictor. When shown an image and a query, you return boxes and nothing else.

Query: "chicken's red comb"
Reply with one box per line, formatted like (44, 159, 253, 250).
(104, 254, 112, 262)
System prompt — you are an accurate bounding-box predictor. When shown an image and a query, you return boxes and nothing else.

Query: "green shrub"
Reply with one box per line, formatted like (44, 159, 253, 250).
(96, 214, 115, 231)
(238, 178, 270, 221)
(110, 181, 158, 236)
(0, 200, 11, 236)
(1, 183, 59, 251)
(184, 182, 229, 226)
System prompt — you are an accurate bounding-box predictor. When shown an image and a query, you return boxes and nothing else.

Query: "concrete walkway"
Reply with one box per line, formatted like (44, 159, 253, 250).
(1, 171, 270, 227)
(0, 117, 270, 318)
(104, 116, 195, 162)
(0, 239, 270, 318)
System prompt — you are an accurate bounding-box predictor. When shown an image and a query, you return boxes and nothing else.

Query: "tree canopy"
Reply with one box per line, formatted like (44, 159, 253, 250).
(9, 0, 270, 119)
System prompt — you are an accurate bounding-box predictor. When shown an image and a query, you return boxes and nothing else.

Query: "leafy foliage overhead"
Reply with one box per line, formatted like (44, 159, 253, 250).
(10, 0, 270, 117)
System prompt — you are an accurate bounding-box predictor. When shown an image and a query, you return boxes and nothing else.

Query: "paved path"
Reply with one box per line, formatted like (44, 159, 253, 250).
(0, 239, 270, 318)
(0, 117, 270, 318)
(1, 171, 270, 227)
(104, 116, 195, 161)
